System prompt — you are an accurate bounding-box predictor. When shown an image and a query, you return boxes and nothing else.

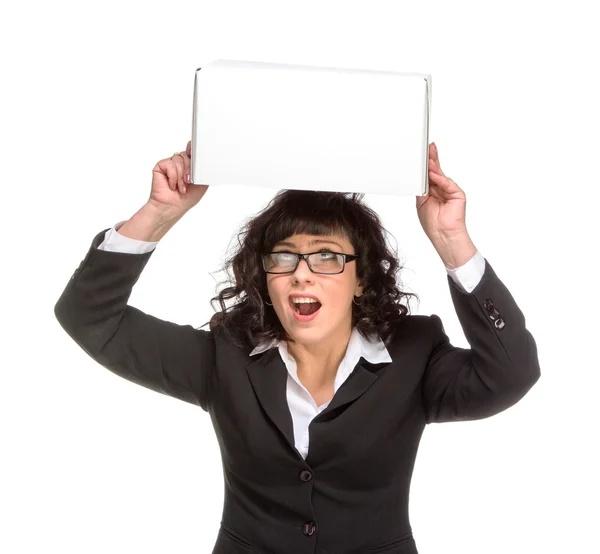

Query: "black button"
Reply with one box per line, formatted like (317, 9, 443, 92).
(300, 470, 312, 482)
(495, 318, 506, 330)
(488, 308, 500, 320)
(484, 299, 494, 312)
(303, 521, 316, 536)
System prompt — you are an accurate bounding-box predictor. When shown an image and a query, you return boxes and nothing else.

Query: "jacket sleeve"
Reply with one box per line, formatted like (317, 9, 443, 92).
(54, 228, 215, 411)
(422, 258, 540, 423)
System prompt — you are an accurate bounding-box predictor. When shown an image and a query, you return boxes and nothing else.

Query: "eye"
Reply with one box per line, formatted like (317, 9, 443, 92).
(274, 251, 296, 261)
(317, 249, 336, 258)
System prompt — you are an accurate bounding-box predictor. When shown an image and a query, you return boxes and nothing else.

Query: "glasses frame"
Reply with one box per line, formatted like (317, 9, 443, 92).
(261, 250, 359, 275)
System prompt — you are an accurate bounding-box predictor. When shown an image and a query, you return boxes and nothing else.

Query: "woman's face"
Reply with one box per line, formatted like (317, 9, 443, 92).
(265, 233, 363, 346)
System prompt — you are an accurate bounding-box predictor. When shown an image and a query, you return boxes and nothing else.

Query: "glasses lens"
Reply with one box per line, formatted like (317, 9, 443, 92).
(263, 253, 296, 273)
(263, 252, 344, 273)
(308, 252, 344, 273)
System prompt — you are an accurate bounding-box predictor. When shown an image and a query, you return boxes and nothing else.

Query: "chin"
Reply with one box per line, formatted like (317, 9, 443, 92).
(284, 327, 322, 343)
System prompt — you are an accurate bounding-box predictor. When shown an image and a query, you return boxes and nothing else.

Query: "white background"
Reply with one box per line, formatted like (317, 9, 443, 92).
(2, 1, 598, 553)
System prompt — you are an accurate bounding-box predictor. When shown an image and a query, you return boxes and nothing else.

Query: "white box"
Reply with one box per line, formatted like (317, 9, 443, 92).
(190, 59, 431, 196)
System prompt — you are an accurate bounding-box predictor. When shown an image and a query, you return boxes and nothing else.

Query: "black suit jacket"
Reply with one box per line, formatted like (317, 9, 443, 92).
(54, 228, 541, 554)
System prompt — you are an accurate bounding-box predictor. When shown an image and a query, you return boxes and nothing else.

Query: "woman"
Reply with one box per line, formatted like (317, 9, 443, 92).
(54, 141, 540, 553)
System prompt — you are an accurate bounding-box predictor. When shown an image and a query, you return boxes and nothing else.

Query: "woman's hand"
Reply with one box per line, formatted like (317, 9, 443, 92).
(148, 140, 209, 216)
(416, 143, 468, 241)
(416, 143, 477, 269)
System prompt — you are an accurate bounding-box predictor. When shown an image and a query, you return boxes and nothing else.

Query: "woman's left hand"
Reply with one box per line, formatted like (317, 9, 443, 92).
(416, 143, 468, 241)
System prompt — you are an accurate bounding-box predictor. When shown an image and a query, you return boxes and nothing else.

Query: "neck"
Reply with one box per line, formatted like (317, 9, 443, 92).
(286, 323, 353, 386)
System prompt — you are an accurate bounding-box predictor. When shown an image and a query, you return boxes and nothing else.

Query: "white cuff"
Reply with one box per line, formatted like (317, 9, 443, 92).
(445, 250, 486, 293)
(96, 220, 159, 254)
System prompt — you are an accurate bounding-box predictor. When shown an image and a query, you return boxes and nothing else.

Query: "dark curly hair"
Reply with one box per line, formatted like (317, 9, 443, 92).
(199, 190, 420, 351)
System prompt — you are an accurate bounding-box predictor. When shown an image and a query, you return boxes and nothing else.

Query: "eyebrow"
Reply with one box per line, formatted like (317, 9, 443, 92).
(274, 239, 344, 250)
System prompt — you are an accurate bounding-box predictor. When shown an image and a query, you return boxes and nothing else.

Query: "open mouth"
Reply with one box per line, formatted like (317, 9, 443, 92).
(288, 298, 322, 319)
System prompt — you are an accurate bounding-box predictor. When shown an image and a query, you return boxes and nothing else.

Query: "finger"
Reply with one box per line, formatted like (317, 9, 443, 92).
(159, 158, 179, 191)
(180, 151, 191, 183)
(175, 152, 190, 185)
(429, 170, 462, 195)
(433, 143, 442, 173)
(172, 154, 186, 194)
(429, 169, 450, 188)
(427, 184, 445, 203)
(428, 157, 444, 176)
(426, 173, 446, 201)
(186, 140, 192, 156)
(430, 142, 444, 175)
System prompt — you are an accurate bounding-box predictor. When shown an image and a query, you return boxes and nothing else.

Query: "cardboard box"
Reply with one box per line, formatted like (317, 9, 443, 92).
(191, 59, 431, 196)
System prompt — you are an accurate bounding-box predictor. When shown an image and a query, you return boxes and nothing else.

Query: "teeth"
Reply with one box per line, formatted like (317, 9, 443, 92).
(290, 297, 321, 314)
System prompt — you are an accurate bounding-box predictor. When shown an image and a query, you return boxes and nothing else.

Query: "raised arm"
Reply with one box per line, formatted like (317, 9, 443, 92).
(54, 143, 216, 410)
(423, 258, 540, 423)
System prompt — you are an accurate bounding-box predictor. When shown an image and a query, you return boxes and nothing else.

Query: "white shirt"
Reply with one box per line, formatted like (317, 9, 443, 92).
(98, 220, 486, 459)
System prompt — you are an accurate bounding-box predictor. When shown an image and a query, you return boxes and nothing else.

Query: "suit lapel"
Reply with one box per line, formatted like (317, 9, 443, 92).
(245, 348, 390, 457)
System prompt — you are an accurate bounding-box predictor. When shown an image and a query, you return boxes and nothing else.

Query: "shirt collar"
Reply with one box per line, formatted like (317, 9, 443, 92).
(249, 326, 392, 364)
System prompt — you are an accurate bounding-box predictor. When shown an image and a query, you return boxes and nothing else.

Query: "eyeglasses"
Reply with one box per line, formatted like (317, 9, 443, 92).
(262, 250, 359, 274)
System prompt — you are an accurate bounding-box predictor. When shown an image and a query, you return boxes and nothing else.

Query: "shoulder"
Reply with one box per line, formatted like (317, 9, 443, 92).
(394, 312, 433, 333)
(380, 313, 434, 348)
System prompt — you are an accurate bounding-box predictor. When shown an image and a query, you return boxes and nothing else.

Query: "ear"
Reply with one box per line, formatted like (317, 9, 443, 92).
(355, 282, 364, 297)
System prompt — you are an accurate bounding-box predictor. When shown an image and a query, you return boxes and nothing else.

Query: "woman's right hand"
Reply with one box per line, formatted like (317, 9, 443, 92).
(148, 140, 209, 215)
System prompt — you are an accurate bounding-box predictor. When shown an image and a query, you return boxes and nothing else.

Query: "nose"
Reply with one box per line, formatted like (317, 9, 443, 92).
(293, 257, 314, 279)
